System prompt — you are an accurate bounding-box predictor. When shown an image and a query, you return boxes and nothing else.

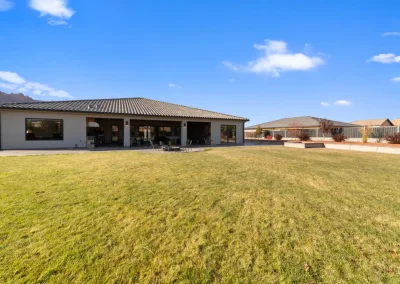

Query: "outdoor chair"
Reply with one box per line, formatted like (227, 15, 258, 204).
(185, 140, 192, 151)
(149, 141, 158, 151)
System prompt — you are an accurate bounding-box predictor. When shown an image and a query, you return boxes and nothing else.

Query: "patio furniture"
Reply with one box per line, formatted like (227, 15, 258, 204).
(184, 139, 192, 151)
(149, 141, 158, 151)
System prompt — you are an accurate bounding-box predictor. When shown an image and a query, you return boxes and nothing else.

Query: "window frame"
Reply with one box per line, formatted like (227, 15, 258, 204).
(25, 118, 64, 141)
(220, 124, 237, 144)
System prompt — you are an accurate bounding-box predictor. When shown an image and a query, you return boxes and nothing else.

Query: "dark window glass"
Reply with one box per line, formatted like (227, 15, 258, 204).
(25, 119, 63, 141)
(221, 125, 236, 143)
(139, 126, 155, 141)
(158, 126, 172, 136)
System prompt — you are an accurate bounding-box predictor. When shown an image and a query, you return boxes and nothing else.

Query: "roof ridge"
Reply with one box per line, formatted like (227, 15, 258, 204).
(141, 97, 248, 120)
(0, 97, 146, 105)
(0, 97, 249, 121)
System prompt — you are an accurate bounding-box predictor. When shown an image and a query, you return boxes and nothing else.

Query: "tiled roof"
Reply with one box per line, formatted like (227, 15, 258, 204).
(246, 116, 357, 129)
(351, 119, 393, 126)
(0, 98, 248, 121)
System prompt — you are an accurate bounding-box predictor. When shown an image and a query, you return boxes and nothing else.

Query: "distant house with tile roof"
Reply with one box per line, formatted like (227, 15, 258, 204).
(246, 116, 357, 131)
(392, 118, 400, 126)
(351, 118, 394, 127)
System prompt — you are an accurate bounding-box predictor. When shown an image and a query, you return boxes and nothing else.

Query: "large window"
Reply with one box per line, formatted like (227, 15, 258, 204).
(221, 125, 236, 143)
(25, 118, 63, 141)
(158, 126, 172, 136)
(139, 126, 155, 141)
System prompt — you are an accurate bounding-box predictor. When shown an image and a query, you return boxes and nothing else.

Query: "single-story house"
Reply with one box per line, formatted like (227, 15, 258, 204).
(0, 97, 248, 150)
(245, 116, 357, 138)
(246, 116, 356, 131)
(351, 118, 394, 127)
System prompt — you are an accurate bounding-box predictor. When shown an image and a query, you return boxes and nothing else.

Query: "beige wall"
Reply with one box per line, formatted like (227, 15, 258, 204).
(0, 110, 244, 149)
(1, 110, 87, 149)
(211, 120, 244, 145)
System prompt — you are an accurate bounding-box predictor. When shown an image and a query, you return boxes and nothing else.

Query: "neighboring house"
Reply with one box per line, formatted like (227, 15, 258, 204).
(351, 118, 394, 127)
(0, 98, 248, 150)
(392, 118, 400, 126)
(245, 116, 356, 133)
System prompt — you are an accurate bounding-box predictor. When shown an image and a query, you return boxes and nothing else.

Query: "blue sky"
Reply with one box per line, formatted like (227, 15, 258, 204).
(1, 0, 400, 125)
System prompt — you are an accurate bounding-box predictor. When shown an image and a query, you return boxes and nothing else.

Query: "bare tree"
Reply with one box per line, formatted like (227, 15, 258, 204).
(288, 122, 310, 141)
(319, 118, 334, 137)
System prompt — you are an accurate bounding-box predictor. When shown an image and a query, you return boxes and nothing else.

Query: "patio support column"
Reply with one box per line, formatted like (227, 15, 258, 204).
(181, 120, 187, 146)
(124, 118, 130, 147)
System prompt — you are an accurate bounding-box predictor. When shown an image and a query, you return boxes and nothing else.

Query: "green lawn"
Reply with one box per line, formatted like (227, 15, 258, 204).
(1, 147, 400, 283)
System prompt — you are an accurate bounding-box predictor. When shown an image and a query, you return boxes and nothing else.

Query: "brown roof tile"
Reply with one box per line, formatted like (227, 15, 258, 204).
(0, 97, 248, 121)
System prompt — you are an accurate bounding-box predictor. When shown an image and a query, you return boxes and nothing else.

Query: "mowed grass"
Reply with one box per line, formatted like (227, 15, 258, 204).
(1, 147, 400, 283)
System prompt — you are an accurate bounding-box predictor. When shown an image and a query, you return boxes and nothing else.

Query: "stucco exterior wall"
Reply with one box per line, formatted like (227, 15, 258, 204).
(1, 110, 87, 149)
(210, 120, 244, 145)
(0, 110, 245, 149)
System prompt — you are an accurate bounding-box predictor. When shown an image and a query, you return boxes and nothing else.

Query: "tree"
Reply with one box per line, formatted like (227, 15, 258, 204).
(288, 122, 310, 141)
(359, 126, 374, 143)
(319, 118, 334, 137)
(255, 125, 263, 137)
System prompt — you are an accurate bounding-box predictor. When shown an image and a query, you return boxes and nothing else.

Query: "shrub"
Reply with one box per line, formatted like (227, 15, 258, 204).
(332, 133, 346, 142)
(297, 131, 310, 141)
(263, 130, 271, 138)
(255, 125, 263, 137)
(359, 126, 374, 143)
(330, 127, 344, 135)
(274, 134, 283, 140)
(266, 135, 272, 140)
(385, 132, 400, 144)
(287, 122, 310, 141)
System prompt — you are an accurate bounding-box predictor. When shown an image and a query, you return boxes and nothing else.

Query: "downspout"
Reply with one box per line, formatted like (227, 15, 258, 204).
(243, 121, 245, 144)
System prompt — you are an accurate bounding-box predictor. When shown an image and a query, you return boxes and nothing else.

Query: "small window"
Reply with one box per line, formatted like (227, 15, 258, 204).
(25, 118, 63, 141)
(221, 125, 236, 143)
(158, 126, 172, 136)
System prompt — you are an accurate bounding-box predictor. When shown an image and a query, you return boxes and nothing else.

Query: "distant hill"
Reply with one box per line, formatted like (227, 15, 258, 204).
(0, 91, 36, 103)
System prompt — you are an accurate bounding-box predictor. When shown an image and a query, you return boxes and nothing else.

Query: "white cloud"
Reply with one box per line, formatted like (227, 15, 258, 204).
(0, 82, 17, 90)
(222, 61, 239, 72)
(48, 18, 67, 26)
(0, 71, 26, 84)
(30, 0, 74, 26)
(368, 53, 400, 64)
(168, 83, 182, 89)
(320, 102, 329, 106)
(391, 77, 400, 82)
(0, 70, 73, 99)
(0, 0, 13, 11)
(30, 0, 74, 18)
(223, 40, 324, 77)
(334, 100, 352, 106)
(382, 32, 400, 37)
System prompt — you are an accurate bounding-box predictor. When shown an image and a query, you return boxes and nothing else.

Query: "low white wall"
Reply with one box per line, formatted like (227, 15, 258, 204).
(324, 143, 400, 155)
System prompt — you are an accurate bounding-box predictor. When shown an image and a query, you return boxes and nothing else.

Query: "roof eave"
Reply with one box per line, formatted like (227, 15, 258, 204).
(0, 106, 249, 121)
